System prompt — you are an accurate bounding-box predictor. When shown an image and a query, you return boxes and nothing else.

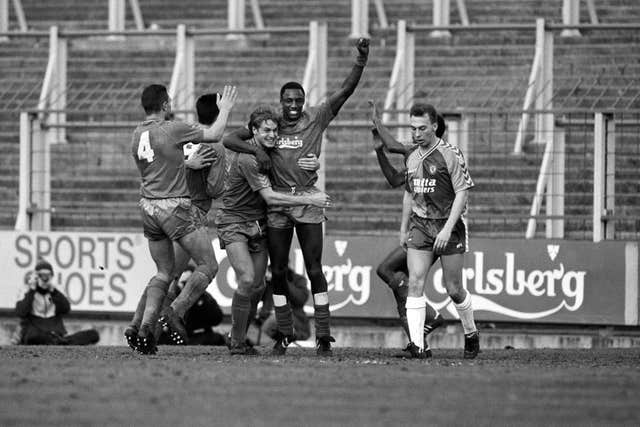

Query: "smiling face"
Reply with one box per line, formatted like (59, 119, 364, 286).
(280, 88, 305, 122)
(253, 119, 278, 148)
(409, 114, 437, 147)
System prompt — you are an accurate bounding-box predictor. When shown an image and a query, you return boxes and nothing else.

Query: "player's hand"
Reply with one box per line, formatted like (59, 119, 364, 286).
(217, 85, 238, 112)
(399, 229, 408, 246)
(368, 99, 381, 125)
(185, 146, 217, 170)
(255, 146, 271, 173)
(434, 228, 452, 254)
(356, 38, 370, 58)
(297, 153, 320, 171)
(307, 191, 333, 208)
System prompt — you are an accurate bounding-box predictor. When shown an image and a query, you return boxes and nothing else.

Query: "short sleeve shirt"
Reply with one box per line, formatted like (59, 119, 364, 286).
(405, 140, 474, 219)
(269, 102, 335, 189)
(183, 142, 226, 205)
(131, 119, 204, 199)
(215, 144, 271, 225)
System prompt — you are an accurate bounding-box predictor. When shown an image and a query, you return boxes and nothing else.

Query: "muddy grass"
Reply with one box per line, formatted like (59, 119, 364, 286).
(1, 346, 639, 426)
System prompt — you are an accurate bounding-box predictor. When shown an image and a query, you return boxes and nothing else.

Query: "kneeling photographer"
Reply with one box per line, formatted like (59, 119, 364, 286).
(14, 260, 99, 345)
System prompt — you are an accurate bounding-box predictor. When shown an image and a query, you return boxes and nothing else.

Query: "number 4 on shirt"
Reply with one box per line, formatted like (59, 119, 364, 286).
(137, 130, 155, 162)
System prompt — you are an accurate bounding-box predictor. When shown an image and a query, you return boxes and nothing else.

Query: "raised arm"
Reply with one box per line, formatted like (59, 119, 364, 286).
(372, 128, 406, 188)
(326, 38, 370, 116)
(201, 85, 237, 141)
(369, 99, 409, 155)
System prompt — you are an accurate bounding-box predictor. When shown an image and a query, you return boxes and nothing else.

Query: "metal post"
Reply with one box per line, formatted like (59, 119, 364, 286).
(305, 21, 327, 191)
(546, 127, 565, 238)
(129, 0, 144, 30)
(372, 0, 388, 29)
(108, 0, 125, 32)
(0, 0, 8, 40)
(249, 0, 264, 29)
(31, 114, 50, 231)
(431, 0, 451, 38)
(561, 0, 581, 37)
(170, 25, 195, 122)
(350, 0, 369, 39)
(15, 112, 32, 231)
(227, 0, 246, 40)
(397, 23, 414, 141)
(534, 19, 553, 146)
(53, 31, 67, 144)
(593, 113, 615, 241)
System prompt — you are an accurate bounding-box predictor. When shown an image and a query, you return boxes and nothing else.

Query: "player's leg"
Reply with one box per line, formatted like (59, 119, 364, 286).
(225, 240, 259, 355)
(247, 248, 268, 335)
(124, 287, 147, 350)
(138, 237, 175, 354)
(266, 225, 295, 355)
(405, 247, 434, 358)
(296, 222, 335, 356)
(440, 253, 479, 359)
(162, 226, 218, 344)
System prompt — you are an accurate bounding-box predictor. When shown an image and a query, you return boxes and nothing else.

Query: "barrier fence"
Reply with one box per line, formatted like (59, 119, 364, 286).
(14, 108, 640, 242)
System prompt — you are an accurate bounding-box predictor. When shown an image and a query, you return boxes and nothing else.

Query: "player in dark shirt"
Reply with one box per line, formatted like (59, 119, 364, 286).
(224, 38, 370, 356)
(216, 107, 330, 355)
(129, 84, 236, 354)
(125, 92, 227, 352)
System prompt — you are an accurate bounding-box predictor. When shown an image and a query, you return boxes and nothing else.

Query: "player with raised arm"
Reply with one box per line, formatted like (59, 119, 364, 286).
(130, 84, 237, 354)
(125, 92, 227, 351)
(398, 103, 479, 359)
(224, 38, 370, 356)
(369, 101, 444, 355)
(217, 107, 331, 355)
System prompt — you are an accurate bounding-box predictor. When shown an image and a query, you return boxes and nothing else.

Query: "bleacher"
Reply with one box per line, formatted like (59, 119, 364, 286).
(1, 0, 639, 239)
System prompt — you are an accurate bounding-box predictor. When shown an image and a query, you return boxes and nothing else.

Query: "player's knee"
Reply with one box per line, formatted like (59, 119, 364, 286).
(448, 286, 466, 304)
(195, 260, 218, 282)
(151, 273, 171, 288)
(235, 272, 255, 295)
(307, 266, 327, 293)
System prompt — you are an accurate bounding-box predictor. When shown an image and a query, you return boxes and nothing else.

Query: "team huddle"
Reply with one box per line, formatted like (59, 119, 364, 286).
(126, 38, 480, 360)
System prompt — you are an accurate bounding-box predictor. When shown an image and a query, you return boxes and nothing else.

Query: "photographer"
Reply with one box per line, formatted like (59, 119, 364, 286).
(14, 260, 99, 345)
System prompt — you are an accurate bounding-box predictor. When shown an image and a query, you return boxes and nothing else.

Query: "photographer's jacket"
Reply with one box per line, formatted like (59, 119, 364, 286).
(15, 288, 71, 337)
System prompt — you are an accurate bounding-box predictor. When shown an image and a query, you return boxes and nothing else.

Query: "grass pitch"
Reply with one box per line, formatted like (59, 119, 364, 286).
(1, 345, 639, 426)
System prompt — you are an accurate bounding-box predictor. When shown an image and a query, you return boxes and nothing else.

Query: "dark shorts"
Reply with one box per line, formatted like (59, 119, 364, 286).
(406, 214, 467, 255)
(267, 187, 326, 229)
(139, 197, 205, 241)
(217, 219, 267, 253)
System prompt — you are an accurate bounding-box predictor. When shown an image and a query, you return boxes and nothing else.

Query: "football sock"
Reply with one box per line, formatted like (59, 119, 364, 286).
(425, 301, 440, 322)
(141, 276, 170, 329)
(399, 315, 410, 340)
(406, 295, 427, 350)
(273, 294, 294, 337)
(230, 292, 251, 345)
(313, 292, 331, 338)
(453, 291, 477, 335)
(171, 270, 209, 320)
(130, 287, 147, 329)
(393, 282, 409, 317)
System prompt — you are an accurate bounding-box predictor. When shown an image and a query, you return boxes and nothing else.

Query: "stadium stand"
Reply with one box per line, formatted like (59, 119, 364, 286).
(1, 0, 639, 240)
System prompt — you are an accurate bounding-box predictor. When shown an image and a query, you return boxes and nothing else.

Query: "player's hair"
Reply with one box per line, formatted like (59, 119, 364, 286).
(196, 93, 220, 125)
(141, 84, 169, 114)
(435, 114, 446, 138)
(248, 106, 279, 132)
(280, 81, 305, 99)
(409, 103, 437, 125)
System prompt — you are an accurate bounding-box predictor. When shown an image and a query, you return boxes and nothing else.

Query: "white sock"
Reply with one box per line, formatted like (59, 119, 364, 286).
(453, 291, 477, 335)
(406, 296, 427, 350)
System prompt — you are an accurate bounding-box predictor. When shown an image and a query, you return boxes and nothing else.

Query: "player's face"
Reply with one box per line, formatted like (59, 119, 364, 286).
(409, 115, 436, 146)
(254, 119, 278, 148)
(280, 88, 305, 122)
